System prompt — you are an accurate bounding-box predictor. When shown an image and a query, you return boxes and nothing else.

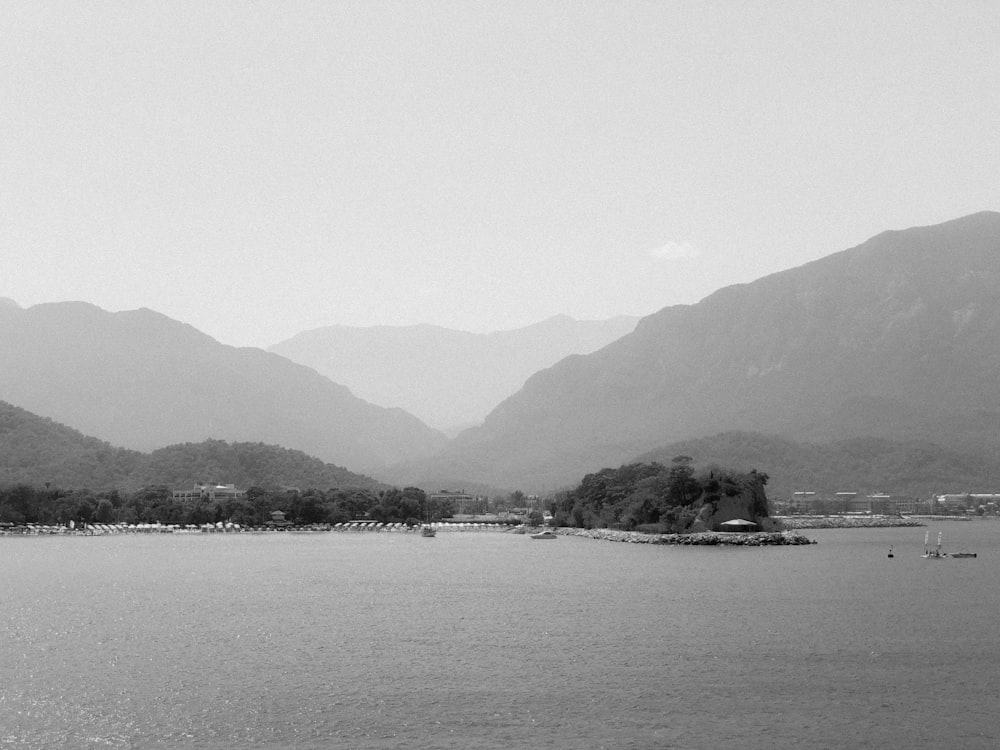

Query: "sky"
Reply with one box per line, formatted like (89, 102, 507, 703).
(3, 1, 999, 349)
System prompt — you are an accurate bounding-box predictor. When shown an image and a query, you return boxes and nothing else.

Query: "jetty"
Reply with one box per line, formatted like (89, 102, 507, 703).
(539, 527, 814, 545)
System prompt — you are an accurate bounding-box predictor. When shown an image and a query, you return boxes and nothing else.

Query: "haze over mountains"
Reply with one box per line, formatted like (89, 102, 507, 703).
(391, 211, 1000, 491)
(3, 212, 1000, 498)
(0, 301, 444, 474)
(268, 315, 639, 432)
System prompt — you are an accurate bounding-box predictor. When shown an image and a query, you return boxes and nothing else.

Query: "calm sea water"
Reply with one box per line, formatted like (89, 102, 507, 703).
(2, 523, 998, 750)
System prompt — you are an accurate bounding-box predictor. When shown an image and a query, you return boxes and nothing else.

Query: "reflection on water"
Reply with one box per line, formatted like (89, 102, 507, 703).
(2, 524, 999, 749)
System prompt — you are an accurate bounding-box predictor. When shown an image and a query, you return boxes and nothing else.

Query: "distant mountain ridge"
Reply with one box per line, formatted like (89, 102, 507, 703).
(268, 314, 639, 431)
(0, 400, 381, 491)
(0, 302, 445, 472)
(391, 211, 1000, 491)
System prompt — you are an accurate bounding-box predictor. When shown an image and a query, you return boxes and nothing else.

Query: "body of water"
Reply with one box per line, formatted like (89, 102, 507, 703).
(2, 522, 998, 749)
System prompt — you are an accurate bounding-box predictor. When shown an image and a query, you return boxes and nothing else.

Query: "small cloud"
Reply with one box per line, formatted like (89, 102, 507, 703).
(648, 241, 700, 261)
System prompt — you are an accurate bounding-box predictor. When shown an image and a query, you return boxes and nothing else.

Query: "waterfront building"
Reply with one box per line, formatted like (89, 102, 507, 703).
(934, 493, 1000, 514)
(788, 490, 923, 515)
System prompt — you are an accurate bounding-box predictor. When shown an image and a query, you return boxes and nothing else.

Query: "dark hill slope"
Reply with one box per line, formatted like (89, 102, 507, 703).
(0, 400, 142, 488)
(131, 440, 383, 492)
(0, 303, 445, 472)
(0, 401, 381, 491)
(397, 212, 1000, 490)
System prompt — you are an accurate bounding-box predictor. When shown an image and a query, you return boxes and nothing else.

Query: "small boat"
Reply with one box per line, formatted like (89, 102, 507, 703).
(950, 552, 977, 558)
(887, 546, 894, 559)
(421, 524, 436, 537)
(921, 530, 947, 559)
(530, 530, 557, 540)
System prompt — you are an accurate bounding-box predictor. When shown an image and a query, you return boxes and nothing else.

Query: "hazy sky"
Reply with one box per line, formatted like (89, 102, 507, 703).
(3, 1, 999, 348)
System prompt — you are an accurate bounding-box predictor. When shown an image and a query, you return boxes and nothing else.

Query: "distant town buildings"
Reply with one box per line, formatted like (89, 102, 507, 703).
(933, 493, 1000, 514)
(784, 490, 998, 515)
(787, 491, 925, 515)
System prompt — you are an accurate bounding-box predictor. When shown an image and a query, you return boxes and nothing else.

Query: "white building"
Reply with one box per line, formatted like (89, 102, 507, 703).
(172, 484, 246, 503)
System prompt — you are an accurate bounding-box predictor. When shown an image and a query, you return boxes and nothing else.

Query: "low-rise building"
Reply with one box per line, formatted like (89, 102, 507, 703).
(172, 484, 246, 503)
(428, 490, 486, 515)
(787, 490, 924, 515)
(934, 493, 1000, 514)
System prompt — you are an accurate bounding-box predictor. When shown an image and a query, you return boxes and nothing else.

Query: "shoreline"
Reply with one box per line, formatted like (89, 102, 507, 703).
(1, 522, 814, 545)
(0, 521, 514, 536)
(542, 527, 816, 546)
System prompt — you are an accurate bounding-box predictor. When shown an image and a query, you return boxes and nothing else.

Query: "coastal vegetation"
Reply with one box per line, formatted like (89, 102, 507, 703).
(548, 456, 770, 533)
(0, 483, 451, 528)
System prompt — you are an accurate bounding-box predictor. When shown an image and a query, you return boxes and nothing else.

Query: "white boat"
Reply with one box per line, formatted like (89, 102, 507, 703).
(530, 530, 557, 540)
(922, 530, 947, 559)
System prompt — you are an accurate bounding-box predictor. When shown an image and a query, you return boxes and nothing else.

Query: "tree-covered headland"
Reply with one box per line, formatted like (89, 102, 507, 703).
(549, 456, 771, 533)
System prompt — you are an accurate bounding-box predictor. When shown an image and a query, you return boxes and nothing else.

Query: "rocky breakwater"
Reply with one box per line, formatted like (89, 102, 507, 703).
(777, 515, 925, 529)
(554, 528, 815, 546)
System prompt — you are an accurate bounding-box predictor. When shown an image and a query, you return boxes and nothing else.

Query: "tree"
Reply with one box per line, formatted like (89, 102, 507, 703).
(401, 487, 426, 521)
(95, 498, 115, 523)
(245, 486, 271, 526)
(667, 456, 699, 506)
(329, 488, 377, 520)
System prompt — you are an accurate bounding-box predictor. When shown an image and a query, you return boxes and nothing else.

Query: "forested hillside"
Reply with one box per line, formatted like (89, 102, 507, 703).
(0, 401, 143, 488)
(0, 401, 380, 492)
(132, 440, 383, 492)
(0, 402, 438, 528)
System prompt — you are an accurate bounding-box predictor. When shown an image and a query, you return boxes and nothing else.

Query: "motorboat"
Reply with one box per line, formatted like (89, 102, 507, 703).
(421, 524, 436, 537)
(950, 552, 977, 558)
(530, 530, 557, 540)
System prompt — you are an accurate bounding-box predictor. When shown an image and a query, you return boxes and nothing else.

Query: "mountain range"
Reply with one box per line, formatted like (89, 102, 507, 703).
(391, 211, 1000, 491)
(268, 315, 639, 433)
(0, 301, 444, 473)
(3, 211, 999, 498)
